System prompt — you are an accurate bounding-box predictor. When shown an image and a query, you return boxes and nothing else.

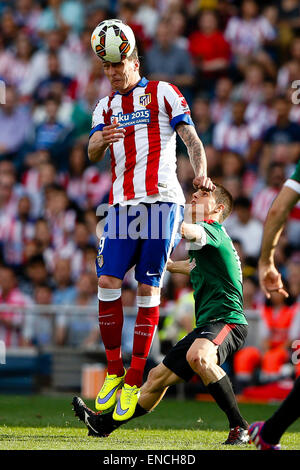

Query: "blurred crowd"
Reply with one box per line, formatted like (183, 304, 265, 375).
(0, 0, 300, 386)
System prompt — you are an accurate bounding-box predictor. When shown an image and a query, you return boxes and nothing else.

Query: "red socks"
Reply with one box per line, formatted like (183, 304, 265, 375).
(98, 298, 124, 376)
(98, 299, 160, 385)
(125, 306, 160, 387)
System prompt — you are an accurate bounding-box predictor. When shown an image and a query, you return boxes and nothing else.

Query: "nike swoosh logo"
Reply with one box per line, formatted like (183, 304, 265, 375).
(97, 385, 119, 405)
(84, 411, 99, 435)
(146, 271, 160, 276)
(200, 331, 213, 334)
(115, 400, 129, 416)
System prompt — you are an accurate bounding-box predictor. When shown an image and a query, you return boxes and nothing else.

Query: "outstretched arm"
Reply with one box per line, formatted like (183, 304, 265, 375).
(176, 123, 215, 191)
(167, 258, 196, 276)
(259, 186, 299, 298)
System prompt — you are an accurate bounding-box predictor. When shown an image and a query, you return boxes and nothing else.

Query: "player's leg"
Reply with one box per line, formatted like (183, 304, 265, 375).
(112, 283, 161, 421)
(249, 376, 300, 450)
(139, 362, 183, 411)
(72, 363, 181, 437)
(95, 205, 139, 412)
(186, 324, 249, 444)
(113, 202, 183, 421)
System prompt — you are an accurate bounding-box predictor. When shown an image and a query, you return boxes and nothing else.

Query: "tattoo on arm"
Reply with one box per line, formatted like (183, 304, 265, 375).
(176, 123, 207, 176)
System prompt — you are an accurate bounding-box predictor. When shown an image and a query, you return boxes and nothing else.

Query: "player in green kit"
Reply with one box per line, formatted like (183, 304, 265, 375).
(72, 183, 249, 445)
(249, 159, 300, 450)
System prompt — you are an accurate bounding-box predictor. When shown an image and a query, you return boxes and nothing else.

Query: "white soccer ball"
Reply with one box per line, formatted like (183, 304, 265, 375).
(91, 19, 136, 63)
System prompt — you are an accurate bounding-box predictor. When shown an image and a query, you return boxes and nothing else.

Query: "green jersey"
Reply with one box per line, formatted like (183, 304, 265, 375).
(188, 220, 247, 328)
(284, 159, 300, 195)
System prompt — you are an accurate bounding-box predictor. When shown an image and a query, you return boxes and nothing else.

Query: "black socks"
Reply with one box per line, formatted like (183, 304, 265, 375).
(261, 376, 300, 445)
(207, 375, 248, 429)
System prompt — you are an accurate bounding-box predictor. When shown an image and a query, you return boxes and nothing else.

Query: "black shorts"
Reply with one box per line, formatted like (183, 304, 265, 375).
(162, 322, 248, 382)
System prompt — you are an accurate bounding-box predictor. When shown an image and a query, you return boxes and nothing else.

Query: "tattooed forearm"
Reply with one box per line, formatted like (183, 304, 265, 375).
(176, 123, 207, 176)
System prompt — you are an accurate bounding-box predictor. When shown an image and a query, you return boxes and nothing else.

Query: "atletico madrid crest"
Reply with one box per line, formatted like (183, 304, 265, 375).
(97, 254, 104, 268)
(139, 93, 151, 107)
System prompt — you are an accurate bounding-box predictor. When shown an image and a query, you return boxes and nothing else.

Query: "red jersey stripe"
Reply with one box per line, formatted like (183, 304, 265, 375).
(213, 324, 236, 346)
(122, 93, 136, 200)
(164, 97, 172, 123)
(103, 97, 115, 205)
(145, 81, 160, 195)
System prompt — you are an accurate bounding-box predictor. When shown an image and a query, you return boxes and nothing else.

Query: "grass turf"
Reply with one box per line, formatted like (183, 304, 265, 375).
(0, 395, 299, 450)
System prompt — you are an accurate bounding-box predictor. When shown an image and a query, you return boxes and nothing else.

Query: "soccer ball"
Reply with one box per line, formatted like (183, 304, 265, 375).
(91, 19, 136, 63)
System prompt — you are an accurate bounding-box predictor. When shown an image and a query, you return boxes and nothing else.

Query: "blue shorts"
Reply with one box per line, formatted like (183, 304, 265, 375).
(95, 202, 184, 287)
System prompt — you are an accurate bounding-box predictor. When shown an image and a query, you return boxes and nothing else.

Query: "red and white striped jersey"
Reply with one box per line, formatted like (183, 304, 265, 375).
(251, 187, 280, 223)
(90, 77, 193, 206)
(0, 288, 31, 347)
(213, 119, 261, 155)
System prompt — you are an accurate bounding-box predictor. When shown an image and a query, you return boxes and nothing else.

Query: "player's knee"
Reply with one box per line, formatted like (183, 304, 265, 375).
(98, 276, 121, 289)
(186, 349, 212, 376)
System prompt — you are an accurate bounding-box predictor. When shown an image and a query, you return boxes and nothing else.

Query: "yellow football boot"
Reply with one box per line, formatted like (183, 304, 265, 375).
(95, 371, 125, 412)
(113, 383, 141, 421)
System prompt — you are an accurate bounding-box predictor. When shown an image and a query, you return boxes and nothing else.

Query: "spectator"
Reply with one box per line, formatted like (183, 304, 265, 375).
(225, 0, 277, 75)
(33, 96, 70, 165)
(0, 195, 36, 268)
(14, 0, 42, 43)
(144, 19, 195, 101)
(31, 283, 55, 347)
(191, 95, 215, 147)
(213, 100, 261, 162)
(245, 79, 277, 135)
(232, 61, 265, 104)
(59, 142, 111, 209)
(0, 265, 32, 347)
(63, 272, 99, 347)
(52, 257, 77, 344)
(188, 9, 231, 92)
(210, 76, 233, 124)
(277, 36, 300, 92)
(0, 172, 22, 224)
(167, 10, 189, 51)
(1, 9, 18, 48)
(33, 51, 75, 104)
(21, 254, 50, 297)
(261, 96, 300, 176)
(37, 0, 84, 35)
(0, 85, 32, 160)
(6, 31, 34, 93)
(20, 29, 78, 97)
(43, 183, 76, 251)
(133, 0, 160, 41)
(71, 82, 99, 139)
(224, 196, 264, 259)
(252, 162, 286, 223)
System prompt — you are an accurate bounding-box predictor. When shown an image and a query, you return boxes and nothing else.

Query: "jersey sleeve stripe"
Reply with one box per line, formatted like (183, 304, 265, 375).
(170, 113, 194, 130)
(284, 178, 300, 195)
(89, 123, 105, 138)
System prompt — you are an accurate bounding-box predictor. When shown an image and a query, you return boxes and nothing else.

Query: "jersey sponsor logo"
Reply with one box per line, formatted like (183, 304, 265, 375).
(139, 93, 151, 107)
(111, 110, 151, 128)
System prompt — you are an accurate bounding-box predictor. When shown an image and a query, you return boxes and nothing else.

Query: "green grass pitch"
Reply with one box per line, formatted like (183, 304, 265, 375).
(0, 395, 299, 450)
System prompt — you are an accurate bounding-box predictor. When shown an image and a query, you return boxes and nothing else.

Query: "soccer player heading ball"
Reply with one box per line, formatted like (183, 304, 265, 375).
(73, 184, 249, 445)
(88, 19, 214, 422)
